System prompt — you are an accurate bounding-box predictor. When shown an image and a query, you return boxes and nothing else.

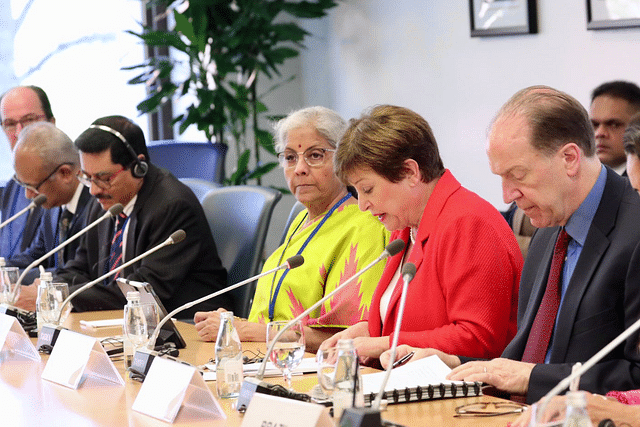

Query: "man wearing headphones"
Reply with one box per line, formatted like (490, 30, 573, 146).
(14, 115, 230, 318)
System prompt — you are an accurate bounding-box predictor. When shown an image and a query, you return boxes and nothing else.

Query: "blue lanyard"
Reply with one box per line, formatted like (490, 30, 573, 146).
(268, 193, 352, 321)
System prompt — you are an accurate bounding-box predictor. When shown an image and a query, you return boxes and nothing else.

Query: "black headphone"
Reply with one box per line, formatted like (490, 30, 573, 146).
(88, 124, 148, 178)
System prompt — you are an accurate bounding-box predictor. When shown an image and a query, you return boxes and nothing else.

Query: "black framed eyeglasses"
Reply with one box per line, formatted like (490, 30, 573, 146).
(277, 147, 336, 169)
(13, 162, 74, 194)
(454, 401, 527, 417)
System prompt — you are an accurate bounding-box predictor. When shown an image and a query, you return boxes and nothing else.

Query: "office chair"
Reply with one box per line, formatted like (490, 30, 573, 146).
(279, 200, 306, 245)
(147, 140, 228, 184)
(201, 186, 282, 317)
(179, 178, 220, 202)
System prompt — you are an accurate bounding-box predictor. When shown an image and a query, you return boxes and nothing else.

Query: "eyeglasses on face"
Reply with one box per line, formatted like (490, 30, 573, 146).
(13, 162, 74, 194)
(454, 401, 527, 417)
(1, 114, 47, 132)
(76, 165, 127, 190)
(277, 147, 336, 169)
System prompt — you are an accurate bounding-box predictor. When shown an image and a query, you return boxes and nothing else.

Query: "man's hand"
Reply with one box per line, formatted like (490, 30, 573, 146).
(14, 283, 37, 312)
(447, 358, 535, 397)
(380, 345, 461, 370)
(194, 308, 227, 341)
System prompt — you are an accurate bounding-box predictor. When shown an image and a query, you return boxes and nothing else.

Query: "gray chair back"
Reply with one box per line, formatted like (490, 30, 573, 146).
(201, 186, 282, 317)
(179, 178, 221, 202)
(279, 200, 306, 245)
(148, 140, 228, 183)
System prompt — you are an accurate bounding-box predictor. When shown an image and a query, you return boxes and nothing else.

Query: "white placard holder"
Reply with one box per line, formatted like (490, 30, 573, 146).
(132, 355, 225, 423)
(241, 394, 334, 427)
(0, 313, 40, 361)
(41, 328, 124, 389)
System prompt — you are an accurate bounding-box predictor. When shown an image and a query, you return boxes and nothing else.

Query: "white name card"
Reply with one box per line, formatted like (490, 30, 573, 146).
(41, 329, 124, 389)
(0, 313, 40, 362)
(241, 394, 334, 427)
(132, 355, 225, 423)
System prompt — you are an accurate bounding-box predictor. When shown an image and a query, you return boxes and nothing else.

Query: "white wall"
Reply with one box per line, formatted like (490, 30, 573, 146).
(295, 0, 640, 210)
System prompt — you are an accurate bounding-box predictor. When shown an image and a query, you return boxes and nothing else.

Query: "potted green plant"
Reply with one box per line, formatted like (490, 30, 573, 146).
(124, 0, 338, 186)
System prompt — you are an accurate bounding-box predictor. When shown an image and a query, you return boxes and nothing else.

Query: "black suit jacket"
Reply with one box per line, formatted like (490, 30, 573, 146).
(7, 185, 95, 270)
(55, 164, 230, 318)
(502, 167, 640, 403)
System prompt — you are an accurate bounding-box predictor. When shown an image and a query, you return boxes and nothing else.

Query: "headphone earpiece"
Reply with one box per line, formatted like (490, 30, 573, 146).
(88, 124, 148, 178)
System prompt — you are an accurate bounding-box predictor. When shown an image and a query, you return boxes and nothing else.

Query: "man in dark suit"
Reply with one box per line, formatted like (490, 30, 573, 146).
(14, 115, 230, 318)
(7, 122, 94, 272)
(0, 86, 55, 260)
(381, 86, 640, 404)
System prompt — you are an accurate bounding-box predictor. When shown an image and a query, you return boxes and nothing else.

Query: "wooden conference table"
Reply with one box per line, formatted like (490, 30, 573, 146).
(0, 311, 521, 426)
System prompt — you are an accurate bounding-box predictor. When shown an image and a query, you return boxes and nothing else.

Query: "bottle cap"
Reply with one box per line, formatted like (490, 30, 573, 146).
(0, 257, 5, 267)
(126, 291, 141, 301)
(40, 271, 53, 282)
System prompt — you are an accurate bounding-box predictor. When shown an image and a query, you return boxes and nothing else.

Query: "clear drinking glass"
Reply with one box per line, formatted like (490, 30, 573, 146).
(266, 320, 305, 389)
(37, 282, 70, 325)
(0, 266, 20, 305)
(124, 302, 160, 351)
(315, 346, 340, 401)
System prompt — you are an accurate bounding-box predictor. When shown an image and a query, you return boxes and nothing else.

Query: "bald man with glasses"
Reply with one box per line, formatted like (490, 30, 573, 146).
(6, 122, 96, 283)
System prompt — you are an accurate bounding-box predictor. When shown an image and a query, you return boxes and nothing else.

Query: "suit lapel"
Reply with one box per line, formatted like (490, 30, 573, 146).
(550, 169, 621, 362)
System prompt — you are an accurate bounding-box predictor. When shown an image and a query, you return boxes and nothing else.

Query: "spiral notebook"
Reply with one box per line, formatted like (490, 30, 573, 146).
(361, 355, 482, 406)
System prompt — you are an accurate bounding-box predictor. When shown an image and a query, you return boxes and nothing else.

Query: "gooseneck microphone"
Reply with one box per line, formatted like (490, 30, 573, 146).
(147, 254, 305, 350)
(54, 229, 186, 325)
(536, 314, 640, 425)
(0, 194, 47, 230)
(235, 239, 404, 412)
(10, 204, 125, 302)
(128, 255, 305, 380)
(35, 229, 187, 352)
(371, 262, 417, 410)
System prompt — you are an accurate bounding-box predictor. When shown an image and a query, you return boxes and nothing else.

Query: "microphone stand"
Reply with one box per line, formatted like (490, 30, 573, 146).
(236, 239, 405, 412)
(0, 194, 47, 230)
(340, 263, 416, 427)
(535, 315, 640, 425)
(129, 255, 305, 380)
(36, 229, 186, 351)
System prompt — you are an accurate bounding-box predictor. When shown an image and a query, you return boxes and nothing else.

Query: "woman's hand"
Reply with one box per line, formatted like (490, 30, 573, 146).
(319, 321, 369, 351)
(380, 345, 462, 370)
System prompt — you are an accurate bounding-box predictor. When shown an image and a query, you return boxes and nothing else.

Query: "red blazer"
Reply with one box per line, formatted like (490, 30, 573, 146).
(368, 170, 522, 359)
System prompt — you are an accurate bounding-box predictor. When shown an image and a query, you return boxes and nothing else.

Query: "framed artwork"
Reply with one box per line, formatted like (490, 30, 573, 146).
(469, 0, 538, 37)
(587, 0, 640, 29)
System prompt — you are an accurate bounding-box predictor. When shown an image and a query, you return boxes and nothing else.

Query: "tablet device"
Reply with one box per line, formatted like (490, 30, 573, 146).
(116, 278, 187, 349)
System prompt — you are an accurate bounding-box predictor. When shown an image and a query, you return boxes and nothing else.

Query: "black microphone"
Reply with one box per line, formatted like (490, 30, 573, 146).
(0, 203, 125, 324)
(129, 254, 305, 380)
(36, 229, 186, 351)
(236, 239, 405, 413)
(0, 194, 47, 230)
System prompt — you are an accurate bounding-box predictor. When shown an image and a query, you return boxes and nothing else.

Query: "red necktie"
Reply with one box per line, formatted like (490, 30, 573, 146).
(106, 213, 127, 282)
(521, 228, 571, 364)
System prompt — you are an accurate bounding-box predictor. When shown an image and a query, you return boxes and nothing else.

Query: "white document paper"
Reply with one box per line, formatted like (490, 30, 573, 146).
(361, 354, 460, 394)
(203, 357, 318, 381)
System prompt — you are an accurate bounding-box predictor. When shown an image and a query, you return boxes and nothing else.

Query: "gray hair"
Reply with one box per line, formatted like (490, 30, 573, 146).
(273, 106, 347, 153)
(14, 122, 79, 170)
(624, 112, 640, 156)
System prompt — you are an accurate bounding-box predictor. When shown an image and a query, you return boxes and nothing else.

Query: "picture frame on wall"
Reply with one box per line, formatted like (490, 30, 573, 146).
(469, 0, 538, 37)
(587, 0, 640, 29)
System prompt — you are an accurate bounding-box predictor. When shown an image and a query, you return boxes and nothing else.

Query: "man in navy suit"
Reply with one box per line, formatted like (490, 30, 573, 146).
(382, 86, 640, 404)
(7, 122, 94, 273)
(0, 86, 55, 259)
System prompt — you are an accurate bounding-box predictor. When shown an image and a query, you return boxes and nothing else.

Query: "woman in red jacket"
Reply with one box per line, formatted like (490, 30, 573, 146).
(321, 105, 523, 364)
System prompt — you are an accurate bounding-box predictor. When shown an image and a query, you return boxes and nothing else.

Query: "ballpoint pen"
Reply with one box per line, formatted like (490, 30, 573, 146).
(392, 351, 415, 369)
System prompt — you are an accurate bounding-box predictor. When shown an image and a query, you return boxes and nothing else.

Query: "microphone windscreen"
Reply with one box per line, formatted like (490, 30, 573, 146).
(401, 262, 417, 280)
(385, 239, 405, 257)
(108, 203, 124, 216)
(169, 229, 186, 244)
(286, 255, 304, 269)
(32, 194, 47, 207)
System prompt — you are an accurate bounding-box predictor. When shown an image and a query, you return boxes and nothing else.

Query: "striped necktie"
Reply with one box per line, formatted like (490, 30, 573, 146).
(106, 212, 128, 283)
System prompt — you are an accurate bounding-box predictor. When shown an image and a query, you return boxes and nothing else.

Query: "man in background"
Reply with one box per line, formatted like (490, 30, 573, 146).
(590, 80, 640, 175)
(8, 122, 95, 271)
(0, 86, 55, 260)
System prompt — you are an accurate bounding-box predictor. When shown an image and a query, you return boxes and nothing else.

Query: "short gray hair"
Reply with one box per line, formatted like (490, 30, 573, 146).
(273, 106, 347, 153)
(14, 122, 78, 170)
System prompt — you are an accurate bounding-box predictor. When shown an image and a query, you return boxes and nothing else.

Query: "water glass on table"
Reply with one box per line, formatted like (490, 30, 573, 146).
(266, 320, 306, 390)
